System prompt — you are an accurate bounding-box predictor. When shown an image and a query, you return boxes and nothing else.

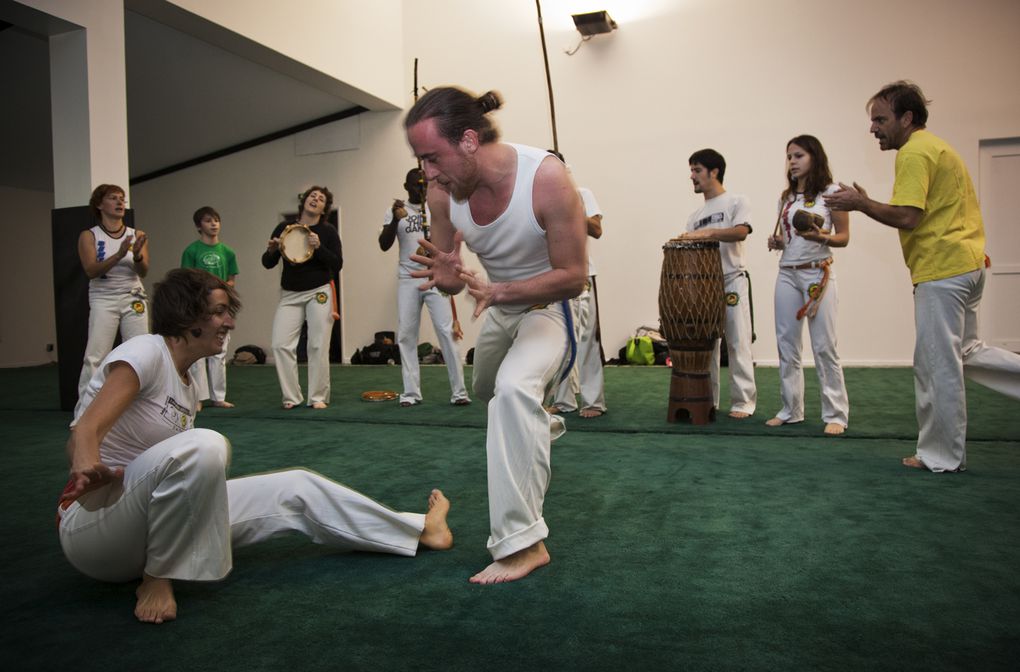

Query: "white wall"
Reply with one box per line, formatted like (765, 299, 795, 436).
(0, 186, 57, 366)
(163, 0, 405, 109)
(5, 0, 1019, 368)
(398, 0, 1020, 365)
(16, 0, 131, 205)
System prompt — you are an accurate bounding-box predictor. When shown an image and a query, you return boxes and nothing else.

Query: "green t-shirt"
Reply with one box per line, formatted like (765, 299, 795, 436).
(890, 129, 985, 284)
(181, 240, 239, 282)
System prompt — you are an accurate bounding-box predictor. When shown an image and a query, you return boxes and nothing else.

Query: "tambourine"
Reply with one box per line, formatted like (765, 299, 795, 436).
(791, 210, 825, 233)
(361, 390, 399, 402)
(280, 224, 313, 264)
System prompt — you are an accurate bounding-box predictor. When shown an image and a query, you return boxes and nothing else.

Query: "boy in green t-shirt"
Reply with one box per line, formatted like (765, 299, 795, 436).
(181, 206, 239, 408)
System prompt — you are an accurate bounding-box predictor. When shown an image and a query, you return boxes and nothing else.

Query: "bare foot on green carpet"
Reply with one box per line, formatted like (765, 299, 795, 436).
(469, 541, 550, 585)
(824, 423, 846, 436)
(579, 408, 604, 418)
(728, 410, 751, 419)
(419, 489, 453, 550)
(135, 574, 177, 624)
(902, 455, 927, 470)
(765, 417, 804, 427)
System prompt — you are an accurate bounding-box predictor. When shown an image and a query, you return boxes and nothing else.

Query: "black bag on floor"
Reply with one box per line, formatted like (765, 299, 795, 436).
(355, 332, 400, 365)
(233, 344, 266, 365)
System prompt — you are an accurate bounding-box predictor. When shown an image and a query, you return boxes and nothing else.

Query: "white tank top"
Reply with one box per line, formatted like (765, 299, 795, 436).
(449, 144, 552, 309)
(88, 224, 144, 298)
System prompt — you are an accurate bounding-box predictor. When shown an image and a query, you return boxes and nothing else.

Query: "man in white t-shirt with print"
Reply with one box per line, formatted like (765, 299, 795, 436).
(680, 148, 757, 418)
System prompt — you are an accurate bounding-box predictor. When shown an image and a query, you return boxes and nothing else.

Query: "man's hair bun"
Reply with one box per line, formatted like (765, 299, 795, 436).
(477, 91, 503, 114)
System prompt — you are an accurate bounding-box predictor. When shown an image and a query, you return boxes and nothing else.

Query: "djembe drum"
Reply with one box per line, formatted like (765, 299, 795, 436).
(658, 240, 725, 424)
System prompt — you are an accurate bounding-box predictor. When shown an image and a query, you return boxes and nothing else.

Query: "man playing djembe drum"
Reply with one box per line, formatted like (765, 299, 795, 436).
(404, 86, 587, 584)
(679, 149, 758, 419)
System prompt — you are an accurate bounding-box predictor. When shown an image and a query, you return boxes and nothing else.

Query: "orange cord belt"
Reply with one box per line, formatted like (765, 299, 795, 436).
(795, 257, 833, 321)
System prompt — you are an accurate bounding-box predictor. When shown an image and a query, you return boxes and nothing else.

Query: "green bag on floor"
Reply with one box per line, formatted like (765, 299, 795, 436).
(625, 336, 655, 365)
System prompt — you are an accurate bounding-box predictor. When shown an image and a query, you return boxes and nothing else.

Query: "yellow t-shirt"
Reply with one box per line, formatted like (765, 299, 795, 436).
(890, 129, 985, 284)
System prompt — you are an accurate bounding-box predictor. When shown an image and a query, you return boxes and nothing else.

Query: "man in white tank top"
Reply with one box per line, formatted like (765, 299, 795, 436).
(404, 86, 588, 584)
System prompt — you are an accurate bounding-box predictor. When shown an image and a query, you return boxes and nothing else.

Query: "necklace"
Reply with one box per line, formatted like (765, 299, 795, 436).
(101, 222, 126, 236)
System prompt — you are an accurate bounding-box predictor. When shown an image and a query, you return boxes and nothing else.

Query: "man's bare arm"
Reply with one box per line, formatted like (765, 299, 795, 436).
(825, 182, 922, 231)
(684, 224, 750, 242)
(480, 157, 587, 307)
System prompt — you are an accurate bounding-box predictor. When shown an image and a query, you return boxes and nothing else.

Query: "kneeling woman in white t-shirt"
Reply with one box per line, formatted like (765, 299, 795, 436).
(58, 268, 452, 624)
(766, 135, 850, 436)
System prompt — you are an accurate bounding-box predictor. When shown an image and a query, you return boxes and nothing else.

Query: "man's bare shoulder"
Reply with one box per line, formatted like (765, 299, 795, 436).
(533, 156, 584, 237)
(533, 155, 578, 206)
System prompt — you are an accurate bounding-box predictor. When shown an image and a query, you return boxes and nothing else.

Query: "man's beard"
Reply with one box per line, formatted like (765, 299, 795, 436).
(448, 156, 479, 202)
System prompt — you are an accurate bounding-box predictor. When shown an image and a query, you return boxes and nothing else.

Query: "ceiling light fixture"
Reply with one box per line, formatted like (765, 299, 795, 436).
(566, 10, 617, 55)
(571, 10, 617, 36)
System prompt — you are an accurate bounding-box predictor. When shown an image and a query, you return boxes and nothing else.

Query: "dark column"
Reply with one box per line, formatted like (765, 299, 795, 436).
(52, 207, 134, 411)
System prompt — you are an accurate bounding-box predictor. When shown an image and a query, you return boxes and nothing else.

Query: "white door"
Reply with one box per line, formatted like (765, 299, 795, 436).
(978, 139, 1020, 352)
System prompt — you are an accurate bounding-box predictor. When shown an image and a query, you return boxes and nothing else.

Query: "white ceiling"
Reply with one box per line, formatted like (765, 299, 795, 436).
(0, 8, 360, 192)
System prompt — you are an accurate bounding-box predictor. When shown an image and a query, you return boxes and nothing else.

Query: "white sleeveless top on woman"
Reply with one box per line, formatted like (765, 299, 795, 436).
(88, 224, 144, 298)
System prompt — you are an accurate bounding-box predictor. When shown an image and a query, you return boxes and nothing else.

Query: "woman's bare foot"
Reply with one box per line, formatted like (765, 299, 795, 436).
(902, 455, 927, 469)
(282, 402, 296, 410)
(765, 416, 784, 427)
(469, 541, 550, 585)
(135, 574, 177, 624)
(311, 401, 328, 410)
(418, 489, 453, 550)
(579, 408, 604, 418)
(824, 423, 846, 436)
(209, 400, 235, 408)
(728, 410, 751, 419)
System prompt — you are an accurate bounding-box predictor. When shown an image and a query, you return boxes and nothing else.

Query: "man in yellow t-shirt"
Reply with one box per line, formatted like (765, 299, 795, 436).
(827, 80, 1020, 473)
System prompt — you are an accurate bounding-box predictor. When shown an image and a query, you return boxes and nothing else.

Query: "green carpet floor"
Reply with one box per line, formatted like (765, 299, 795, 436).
(1, 363, 1018, 671)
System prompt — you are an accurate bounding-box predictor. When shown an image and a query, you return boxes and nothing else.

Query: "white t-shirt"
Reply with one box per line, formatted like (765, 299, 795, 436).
(777, 184, 839, 266)
(382, 201, 430, 279)
(72, 334, 197, 468)
(578, 187, 602, 277)
(88, 225, 145, 298)
(450, 143, 553, 311)
(685, 192, 751, 277)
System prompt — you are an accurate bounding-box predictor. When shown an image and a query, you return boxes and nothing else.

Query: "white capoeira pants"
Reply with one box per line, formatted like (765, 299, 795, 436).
(58, 429, 425, 583)
(189, 333, 230, 403)
(472, 304, 571, 560)
(913, 269, 1020, 472)
(773, 266, 849, 426)
(271, 284, 335, 406)
(75, 289, 149, 416)
(711, 272, 757, 415)
(551, 278, 606, 413)
(396, 278, 468, 404)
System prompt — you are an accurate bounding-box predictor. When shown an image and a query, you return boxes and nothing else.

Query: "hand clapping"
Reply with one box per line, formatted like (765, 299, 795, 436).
(825, 182, 869, 211)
